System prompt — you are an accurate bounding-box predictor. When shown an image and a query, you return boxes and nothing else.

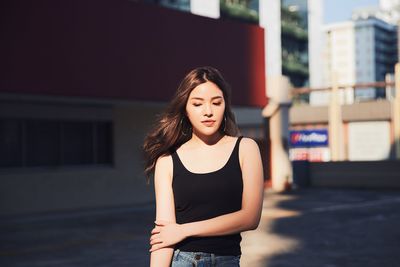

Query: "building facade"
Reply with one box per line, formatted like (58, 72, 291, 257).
(0, 0, 266, 216)
(261, 0, 323, 101)
(315, 17, 397, 105)
(281, 0, 309, 89)
(292, 14, 399, 164)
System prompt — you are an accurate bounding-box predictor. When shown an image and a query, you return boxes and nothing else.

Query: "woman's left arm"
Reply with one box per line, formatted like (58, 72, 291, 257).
(150, 138, 264, 252)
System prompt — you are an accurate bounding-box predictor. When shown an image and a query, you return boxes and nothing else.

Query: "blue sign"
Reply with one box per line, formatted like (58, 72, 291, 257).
(290, 129, 329, 148)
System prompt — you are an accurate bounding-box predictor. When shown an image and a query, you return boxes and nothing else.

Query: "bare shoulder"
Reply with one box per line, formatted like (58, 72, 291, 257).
(239, 137, 261, 162)
(155, 154, 173, 167)
(239, 137, 260, 153)
(154, 154, 173, 183)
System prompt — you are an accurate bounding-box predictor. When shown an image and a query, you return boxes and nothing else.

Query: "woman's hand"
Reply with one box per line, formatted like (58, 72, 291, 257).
(149, 220, 186, 252)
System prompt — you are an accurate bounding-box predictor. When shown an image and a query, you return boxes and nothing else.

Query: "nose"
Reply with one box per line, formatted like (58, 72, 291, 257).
(203, 103, 213, 117)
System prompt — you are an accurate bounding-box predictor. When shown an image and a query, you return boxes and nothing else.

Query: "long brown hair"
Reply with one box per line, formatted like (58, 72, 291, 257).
(143, 66, 239, 181)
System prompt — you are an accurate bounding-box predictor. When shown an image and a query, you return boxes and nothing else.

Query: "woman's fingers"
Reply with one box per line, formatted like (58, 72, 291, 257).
(149, 236, 162, 246)
(154, 220, 170, 226)
(151, 226, 160, 234)
(149, 221, 179, 252)
(149, 233, 160, 242)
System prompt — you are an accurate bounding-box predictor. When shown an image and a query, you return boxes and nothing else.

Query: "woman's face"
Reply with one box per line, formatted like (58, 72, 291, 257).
(185, 81, 226, 137)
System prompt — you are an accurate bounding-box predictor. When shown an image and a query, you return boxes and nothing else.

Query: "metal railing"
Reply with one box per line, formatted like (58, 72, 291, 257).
(292, 81, 396, 105)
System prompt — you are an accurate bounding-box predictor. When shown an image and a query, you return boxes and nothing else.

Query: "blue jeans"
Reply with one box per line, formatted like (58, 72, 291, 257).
(171, 249, 241, 267)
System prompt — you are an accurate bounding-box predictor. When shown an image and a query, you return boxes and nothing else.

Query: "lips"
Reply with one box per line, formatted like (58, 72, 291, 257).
(201, 120, 216, 126)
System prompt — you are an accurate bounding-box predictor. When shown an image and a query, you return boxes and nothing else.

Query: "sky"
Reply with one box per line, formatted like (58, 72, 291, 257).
(324, 0, 380, 24)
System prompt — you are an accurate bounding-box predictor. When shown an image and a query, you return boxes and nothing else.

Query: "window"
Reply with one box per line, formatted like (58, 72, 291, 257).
(26, 120, 60, 167)
(0, 119, 113, 169)
(62, 121, 93, 165)
(96, 122, 113, 164)
(0, 119, 23, 168)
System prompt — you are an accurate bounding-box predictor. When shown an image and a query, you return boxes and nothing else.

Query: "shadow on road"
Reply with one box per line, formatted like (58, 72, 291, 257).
(243, 188, 400, 267)
(0, 205, 155, 267)
(2, 188, 400, 267)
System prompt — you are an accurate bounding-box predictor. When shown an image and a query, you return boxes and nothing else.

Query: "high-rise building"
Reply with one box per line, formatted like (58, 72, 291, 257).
(318, 17, 397, 104)
(281, 0, 309, 89)
(322, 21, 355, 88)
(260, 0, 323, 99)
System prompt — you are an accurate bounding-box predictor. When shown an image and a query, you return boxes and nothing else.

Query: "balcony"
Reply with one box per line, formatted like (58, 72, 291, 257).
(281, 20, 308, 41)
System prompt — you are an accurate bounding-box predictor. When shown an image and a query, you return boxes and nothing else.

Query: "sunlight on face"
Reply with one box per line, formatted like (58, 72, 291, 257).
(186, 81, 226, 137)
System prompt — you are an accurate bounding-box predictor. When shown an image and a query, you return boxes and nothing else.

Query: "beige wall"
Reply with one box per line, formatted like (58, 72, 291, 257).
(290, 100, 392, 124)
(0, 100, 163, 216)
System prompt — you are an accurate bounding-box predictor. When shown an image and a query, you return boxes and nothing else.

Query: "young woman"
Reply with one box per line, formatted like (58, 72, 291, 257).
(143, 66, 264, 267)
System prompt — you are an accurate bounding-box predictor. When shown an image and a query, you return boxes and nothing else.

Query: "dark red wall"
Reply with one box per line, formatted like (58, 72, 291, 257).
(0, 0, 266, 107)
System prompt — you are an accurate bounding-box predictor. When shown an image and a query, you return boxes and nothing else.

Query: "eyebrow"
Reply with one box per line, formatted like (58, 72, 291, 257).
(190, 96, 223, 100)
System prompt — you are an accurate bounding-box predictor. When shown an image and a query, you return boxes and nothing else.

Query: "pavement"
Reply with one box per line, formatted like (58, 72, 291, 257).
(1, 187, 400, 267)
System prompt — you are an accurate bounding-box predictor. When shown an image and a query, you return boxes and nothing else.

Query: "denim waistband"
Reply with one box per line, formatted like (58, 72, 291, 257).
(174, 249, 216, 260)
(173, 249, 241, 266)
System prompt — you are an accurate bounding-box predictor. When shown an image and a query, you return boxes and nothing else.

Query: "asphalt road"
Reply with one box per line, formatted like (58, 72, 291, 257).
(1, 188, 400, 267)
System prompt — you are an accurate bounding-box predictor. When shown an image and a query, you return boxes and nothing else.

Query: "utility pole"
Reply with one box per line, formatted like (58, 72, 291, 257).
(329, 72, 344, 161)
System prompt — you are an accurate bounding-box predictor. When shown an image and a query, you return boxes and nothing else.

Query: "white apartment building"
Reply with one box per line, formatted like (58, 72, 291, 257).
(311, 17, 397, 105)
(323, 21, 356, 87)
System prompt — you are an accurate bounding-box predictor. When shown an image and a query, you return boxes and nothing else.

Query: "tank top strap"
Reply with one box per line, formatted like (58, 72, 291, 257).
(171, 150, 184, 175)
(232, 136, 243, 160)
(170, 150, 178, 162)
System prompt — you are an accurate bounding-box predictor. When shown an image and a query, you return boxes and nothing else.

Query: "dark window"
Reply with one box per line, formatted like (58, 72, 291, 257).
(0, 119, 113, 169)
(26, 120, 60, 167)
(62, 121, 93, 165)
(95, 122, 113, 164)
(0, 119, 23, 167)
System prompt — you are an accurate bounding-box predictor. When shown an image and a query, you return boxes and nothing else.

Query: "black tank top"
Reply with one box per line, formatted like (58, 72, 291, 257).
(171, 136, 243, 256)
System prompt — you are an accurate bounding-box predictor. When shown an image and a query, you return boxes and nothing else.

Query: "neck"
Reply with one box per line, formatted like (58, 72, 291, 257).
(190, 131, 225, 146)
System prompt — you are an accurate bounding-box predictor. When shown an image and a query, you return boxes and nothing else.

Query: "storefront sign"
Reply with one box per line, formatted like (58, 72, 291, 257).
(290, 129, 328, 148)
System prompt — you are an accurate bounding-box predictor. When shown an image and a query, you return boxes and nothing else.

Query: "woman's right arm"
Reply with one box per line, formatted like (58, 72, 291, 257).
(150, 155, 176, 267)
